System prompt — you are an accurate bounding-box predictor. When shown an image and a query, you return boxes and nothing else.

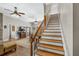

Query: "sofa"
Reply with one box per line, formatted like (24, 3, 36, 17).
(0, 40, 16, 55)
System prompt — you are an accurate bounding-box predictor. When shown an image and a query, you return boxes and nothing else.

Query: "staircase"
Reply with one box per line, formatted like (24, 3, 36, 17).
(34, 18, 64, 56)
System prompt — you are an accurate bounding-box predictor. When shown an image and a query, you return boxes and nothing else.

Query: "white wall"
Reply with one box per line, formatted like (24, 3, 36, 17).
(3, 15, 31, 41)
(49, 4, 59, 15)
(59, 3, 73, 56)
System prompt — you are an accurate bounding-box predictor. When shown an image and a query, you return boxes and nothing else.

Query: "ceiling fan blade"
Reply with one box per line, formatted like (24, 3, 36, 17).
(16, 13, 21, 16)
(18, 12, 25, 15)
(5, 7, 25, 17)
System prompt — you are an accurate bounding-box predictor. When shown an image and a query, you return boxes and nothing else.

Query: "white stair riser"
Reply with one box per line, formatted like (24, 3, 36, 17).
(48, 24, 60, 26)
(48, 22, 59, 24)
(44, 30, 61, 32)
(39, 41, 63, 46)
(49, 21, 59, 22)
(47, 27, 61, 29)
(48, 23, 59, 24)
(48, 25, 61, 27)
(42, 33, 62, 35)
(47, 26, 61, 28)
(47, 27, 61, 28)
(41, 36, 62, 40)
(38, 47, 64, 55)
(48, 22, 59, 23)
(47, 28, 61, 30)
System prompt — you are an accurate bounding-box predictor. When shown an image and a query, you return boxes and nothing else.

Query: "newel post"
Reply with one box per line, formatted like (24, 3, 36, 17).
(44, 16, 46, 30)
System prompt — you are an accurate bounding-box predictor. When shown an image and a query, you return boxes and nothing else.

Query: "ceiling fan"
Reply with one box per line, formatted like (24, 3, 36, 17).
(4, 7, 25, 16)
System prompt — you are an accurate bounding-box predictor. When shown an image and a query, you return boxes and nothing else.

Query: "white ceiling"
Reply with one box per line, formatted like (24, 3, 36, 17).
(0, 3, 44, 22)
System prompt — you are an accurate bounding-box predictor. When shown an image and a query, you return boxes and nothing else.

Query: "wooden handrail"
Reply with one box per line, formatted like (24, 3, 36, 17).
(30, 20, 44, 56)
(33, 21, 44, 40)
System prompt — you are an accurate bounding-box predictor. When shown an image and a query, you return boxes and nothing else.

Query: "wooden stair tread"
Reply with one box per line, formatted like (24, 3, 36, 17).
(36, 49, 64, 56)
(38, 43, 64, 51)
(44, 31, 61, 33)
(47, 26, 60, 27)
(47, 28, 60, 30)
(40, 39, 62, 43)
(37, 33, 62, 38)
(48, 25, 60, 27)
(48, 23, 60, 25)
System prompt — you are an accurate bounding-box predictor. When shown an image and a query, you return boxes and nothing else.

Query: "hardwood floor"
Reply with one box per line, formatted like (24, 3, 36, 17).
(4, 45, 30, 56)
(4, 38, 30, 56)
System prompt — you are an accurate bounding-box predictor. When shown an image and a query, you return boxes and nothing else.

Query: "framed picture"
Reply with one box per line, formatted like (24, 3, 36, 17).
(12, 25, 15, 31)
